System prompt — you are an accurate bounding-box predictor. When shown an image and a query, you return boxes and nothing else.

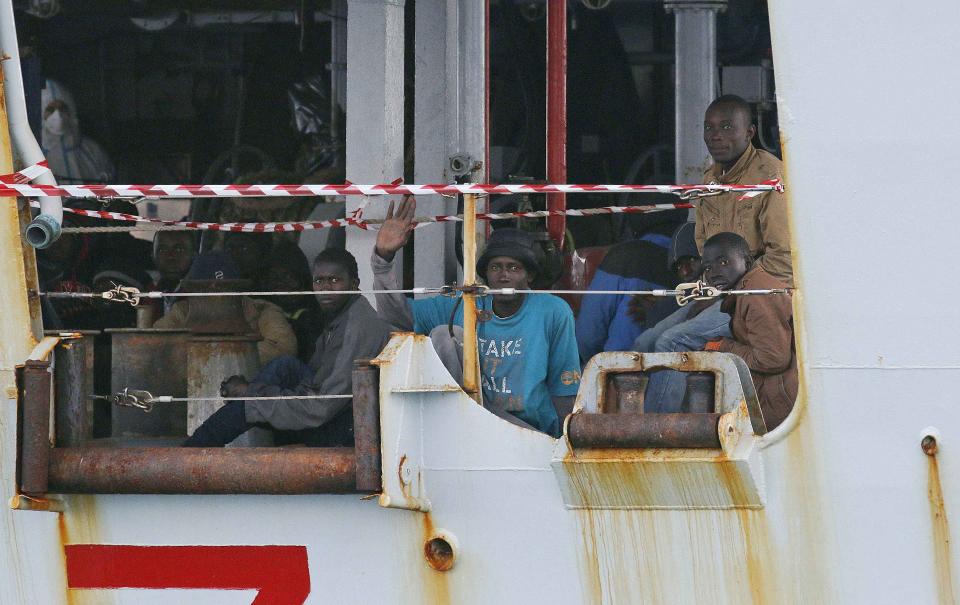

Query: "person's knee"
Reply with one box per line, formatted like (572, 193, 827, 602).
(429, 325, 463, 348)
(654, 327, 700, 352)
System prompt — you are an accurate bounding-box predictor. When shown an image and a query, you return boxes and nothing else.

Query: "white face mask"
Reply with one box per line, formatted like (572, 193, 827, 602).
(44, 109, 65, 136)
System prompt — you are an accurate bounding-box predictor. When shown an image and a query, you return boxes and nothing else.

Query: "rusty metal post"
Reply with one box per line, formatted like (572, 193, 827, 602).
(352, 360, 381, 492)
(682, 372, 715, 414)
(108, 329, 189, 440)
(187, 335, 271, 446)
(604, 374, 647, 413)
(48, 447, 358, 494)
(568, 413, 723, 449)
(462, 192, 481, 402)
(51, 333, 96, 446)
(20, 360, 52, 495)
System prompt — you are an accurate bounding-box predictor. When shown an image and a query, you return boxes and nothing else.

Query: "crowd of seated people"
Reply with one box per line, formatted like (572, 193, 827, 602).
(39, 93, 796, 444)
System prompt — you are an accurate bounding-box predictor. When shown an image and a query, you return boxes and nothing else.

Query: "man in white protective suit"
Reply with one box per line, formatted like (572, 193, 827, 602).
(40, 79, 116, 185)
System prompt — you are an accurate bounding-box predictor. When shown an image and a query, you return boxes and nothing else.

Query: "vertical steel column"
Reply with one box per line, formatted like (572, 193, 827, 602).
(330, 0, 348, 165)
(345, 0, 406, 300)
(546, 0, 567, 247)
(414, 0, 487, 287)
(462, 193, 481, 402)
(352, 360, 381, 492)
(20, 360, 51, 496)
(665, 0, 727, 184)
(53, 334, 96, 446)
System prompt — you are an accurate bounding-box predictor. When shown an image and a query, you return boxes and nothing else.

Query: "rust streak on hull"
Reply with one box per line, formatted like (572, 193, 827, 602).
(927, 455, 956, 605)
(420, 513, 450, 605)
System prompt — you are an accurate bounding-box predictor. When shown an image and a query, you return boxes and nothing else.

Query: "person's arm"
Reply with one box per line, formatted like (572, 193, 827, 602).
(372, 197, 416, 330)
(547, 302, 583, 420)
(694, 203, 707, 254)
(252, 300, 298, 364)
(716, 295, 793, 374)
(152, 300, 187, 329)
(371, 251, 414, 330)
(245, 317, 391, 431)
(756, 190, 793, 286)
(574, 269, 620, 363)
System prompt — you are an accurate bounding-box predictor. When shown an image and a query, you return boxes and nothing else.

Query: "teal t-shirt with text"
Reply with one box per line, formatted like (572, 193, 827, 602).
(408, 294, 581, 436)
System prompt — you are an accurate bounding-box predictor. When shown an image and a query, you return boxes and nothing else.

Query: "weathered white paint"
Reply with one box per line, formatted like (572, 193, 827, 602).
(2, 0, 960, 603)
(345, 0, 406, 300)
(413, 0, 486, 288)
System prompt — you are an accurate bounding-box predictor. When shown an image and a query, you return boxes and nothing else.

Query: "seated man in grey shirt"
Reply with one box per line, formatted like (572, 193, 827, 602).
(184, 248, 392, 447)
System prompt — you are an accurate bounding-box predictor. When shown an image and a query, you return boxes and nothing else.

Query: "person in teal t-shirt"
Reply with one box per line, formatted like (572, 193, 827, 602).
(371, 197, 581, 436)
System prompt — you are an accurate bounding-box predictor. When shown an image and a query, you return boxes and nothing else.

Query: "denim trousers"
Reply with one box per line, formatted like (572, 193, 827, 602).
(183, 356, 313, 447)
(631, 300, 732, 413)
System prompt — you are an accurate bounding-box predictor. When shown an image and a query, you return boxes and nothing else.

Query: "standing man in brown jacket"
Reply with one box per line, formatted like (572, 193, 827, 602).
(697, 95, 793, 286)
(701, 232, 797, 430)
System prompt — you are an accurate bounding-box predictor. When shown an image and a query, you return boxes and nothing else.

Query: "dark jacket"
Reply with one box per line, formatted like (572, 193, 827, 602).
(717, 266, 797, 430)
(244, 296, 392, 431)
(575, 233, 677, 362)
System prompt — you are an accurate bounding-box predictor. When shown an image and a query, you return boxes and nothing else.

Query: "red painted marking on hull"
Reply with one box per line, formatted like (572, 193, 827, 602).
(65, 545, 310, 604)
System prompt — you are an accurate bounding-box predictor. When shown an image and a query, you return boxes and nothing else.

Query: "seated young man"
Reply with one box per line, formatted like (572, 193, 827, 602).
(701, 232, 796, 430)
(631, 234, 735, 413)
(574, 226, 678, 364)
(371, 197, 581, 437)
(580, 221, 703, 365)
(184, 249, 392, 447)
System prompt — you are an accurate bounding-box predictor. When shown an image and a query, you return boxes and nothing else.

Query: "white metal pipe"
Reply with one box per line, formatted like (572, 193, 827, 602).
(0, 0, 62, 249)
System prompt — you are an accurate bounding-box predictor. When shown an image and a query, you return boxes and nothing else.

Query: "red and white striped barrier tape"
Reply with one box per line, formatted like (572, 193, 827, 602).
(0, 161, 50, 185)
(1, 162, 782, 199)
(39, 200, 695, 232)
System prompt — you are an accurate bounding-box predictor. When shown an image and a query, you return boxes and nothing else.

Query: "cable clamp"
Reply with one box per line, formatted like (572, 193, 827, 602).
(100, 283, 142, 307)
(675, 280, 721, 306)
(678, 188, 725, 201)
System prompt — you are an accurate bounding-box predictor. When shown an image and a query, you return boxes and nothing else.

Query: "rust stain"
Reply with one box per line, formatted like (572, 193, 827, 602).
(927, 455, 956, 604)
(713, 454, 751, 505)
(58, 496, 105, 605)
(420, 513, 450, 605)
(734, 508, 774, 604)
(58, 514, 77, 605)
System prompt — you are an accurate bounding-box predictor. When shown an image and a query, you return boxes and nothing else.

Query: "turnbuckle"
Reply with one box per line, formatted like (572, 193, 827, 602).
(438, 283, 489, 298)
(674, 280, 722, 306)
(94, 388, 157, 413)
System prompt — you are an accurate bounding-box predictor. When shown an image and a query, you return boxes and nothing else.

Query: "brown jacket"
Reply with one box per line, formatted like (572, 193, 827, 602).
(696, 144, 793, 285)
(154, 297, 297, 365)
(717, 266, 797, 431)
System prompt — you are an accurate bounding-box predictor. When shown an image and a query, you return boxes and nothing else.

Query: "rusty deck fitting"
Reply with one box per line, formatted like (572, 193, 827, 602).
(568, 413, 723, 449)
(352, 361, 381, 492)
(49, 333, 97, 446)
(20, 359, 52, 496)
(48, 447, 358, 494)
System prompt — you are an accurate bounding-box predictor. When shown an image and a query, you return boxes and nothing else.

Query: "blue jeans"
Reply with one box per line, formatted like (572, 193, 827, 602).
(631, 301, 731, 413)
(253, 356, 314, 388)
(184, 357, 315, 447)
